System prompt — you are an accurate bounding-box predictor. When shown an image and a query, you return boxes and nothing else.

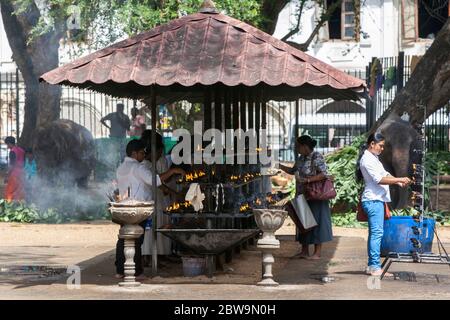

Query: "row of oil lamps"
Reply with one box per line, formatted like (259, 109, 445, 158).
(165, 193, 281, 214)
(176, 170, 262, 184)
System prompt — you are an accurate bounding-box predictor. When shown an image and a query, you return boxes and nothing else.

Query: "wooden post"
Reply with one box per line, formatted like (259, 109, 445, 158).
(248, 89, 254, 133)
(240, 88, 246, 132)
(214, 85, 222, 131)
(204, 87, 212, 131)
(224, 87, 231, 130)
(255, 88, 261, 147)
(255, 88, 262, 198)
(238, 88, 247, 233)
(295, 99, 299, 162)
(262, 98, 267, 131)
(233, 87, 240, 165)
(397, 51, 405, 90)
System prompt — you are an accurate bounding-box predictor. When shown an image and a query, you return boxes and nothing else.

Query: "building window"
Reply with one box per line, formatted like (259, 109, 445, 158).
(402, 0, 449, 41)
(327, 0, 360, 40)
(342, 0, 357, 39)
(418, 0, 448, 39)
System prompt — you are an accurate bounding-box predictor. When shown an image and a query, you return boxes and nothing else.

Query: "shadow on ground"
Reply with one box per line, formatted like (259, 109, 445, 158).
(0, 234, 350, 288)
(44, 235, 345, 287)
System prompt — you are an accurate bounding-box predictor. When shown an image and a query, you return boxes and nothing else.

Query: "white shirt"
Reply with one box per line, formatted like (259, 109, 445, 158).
(116, 157, 161, 201)
(360, 150, 391, 202)
(141, 158, 171, 208)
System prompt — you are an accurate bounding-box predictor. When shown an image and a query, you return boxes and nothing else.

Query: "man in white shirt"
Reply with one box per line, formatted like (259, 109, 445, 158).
(116, 144, 160, 201)
(115, 139, 184, 278)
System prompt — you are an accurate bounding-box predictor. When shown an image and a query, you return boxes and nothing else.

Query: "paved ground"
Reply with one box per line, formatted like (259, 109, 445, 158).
(1, 219, 450, 299)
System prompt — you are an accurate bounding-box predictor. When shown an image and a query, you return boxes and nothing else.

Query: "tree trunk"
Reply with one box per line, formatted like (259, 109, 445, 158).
(0, 0, 62, 149)
(371, 17, 450, 131)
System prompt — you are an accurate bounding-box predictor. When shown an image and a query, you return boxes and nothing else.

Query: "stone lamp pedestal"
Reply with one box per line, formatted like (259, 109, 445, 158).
(109, 201, 154, 287)
(252, 208, 288, 286)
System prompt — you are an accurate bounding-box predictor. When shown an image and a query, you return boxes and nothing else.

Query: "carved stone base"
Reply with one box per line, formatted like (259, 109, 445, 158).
(257, 278, 279, 286)
(257, 251, 279, 287)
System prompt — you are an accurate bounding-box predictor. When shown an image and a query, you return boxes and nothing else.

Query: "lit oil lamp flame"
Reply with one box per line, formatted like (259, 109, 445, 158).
(178, 170, 206, 183)
(166, 201, 192, 212)
(240, 203, 251, 212)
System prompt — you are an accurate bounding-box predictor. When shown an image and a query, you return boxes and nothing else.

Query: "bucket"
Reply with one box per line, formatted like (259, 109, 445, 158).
(182, 256, 205, 277)
(381, 216, 435, 256)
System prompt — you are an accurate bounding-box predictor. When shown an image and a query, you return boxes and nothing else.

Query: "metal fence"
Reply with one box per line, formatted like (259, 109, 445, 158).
(266, 70, 368, 161)
(366, 53, 449, 153)
(59, 86, 146, 138)
(268, 52, 449, 160)
(0, 70, 22, 142)
(0, 71, 146, 142)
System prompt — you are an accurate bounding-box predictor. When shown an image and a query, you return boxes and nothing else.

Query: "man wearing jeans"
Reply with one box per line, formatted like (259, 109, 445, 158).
(357, 132, 411, 277)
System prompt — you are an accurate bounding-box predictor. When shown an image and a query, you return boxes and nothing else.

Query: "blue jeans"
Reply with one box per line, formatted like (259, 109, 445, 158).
(362, 200, 384, 270)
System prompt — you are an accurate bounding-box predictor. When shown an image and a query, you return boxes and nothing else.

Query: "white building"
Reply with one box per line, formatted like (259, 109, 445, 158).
(270, 0, 448, 157)
(273, 0, 443, 70)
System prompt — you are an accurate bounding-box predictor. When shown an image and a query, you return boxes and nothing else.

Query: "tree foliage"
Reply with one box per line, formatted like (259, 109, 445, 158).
(14, 0, 262, 54)
(13, 0, 365, 55)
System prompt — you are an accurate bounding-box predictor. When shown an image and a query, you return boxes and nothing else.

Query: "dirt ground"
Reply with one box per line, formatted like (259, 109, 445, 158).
(1, 218, 450, 300)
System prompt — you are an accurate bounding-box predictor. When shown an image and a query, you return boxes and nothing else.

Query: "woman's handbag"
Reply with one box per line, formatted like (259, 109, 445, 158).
(304, 153, 337, 201)
(356, 198, 391, 222)
(305, 178, 337, 201)
(356, 200, 367, 222)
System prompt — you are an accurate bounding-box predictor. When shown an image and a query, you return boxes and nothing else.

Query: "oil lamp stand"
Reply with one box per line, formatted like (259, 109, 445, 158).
(252, 208, 288, 286)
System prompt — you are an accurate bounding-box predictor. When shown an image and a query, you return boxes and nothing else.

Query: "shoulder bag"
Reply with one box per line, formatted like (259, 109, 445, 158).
(304, 152, 337, 201)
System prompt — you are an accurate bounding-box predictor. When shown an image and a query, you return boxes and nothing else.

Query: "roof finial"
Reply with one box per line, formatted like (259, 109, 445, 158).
(199, 0, 218, 13)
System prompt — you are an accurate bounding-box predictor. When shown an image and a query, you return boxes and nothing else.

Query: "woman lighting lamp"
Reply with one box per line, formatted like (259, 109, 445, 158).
(280, 135, 333, 260)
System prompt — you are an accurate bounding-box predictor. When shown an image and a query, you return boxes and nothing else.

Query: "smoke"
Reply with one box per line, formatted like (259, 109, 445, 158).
(27, 174, 112, 221)
(25, 119, 116, 221)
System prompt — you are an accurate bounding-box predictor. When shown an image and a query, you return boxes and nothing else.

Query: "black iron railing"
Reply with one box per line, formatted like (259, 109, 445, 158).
(0, 51, 449, 161)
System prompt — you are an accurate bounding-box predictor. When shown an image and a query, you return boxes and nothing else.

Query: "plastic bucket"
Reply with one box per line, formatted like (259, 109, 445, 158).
(182, 256, 205, 277)
(381, 216, 435, 256)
